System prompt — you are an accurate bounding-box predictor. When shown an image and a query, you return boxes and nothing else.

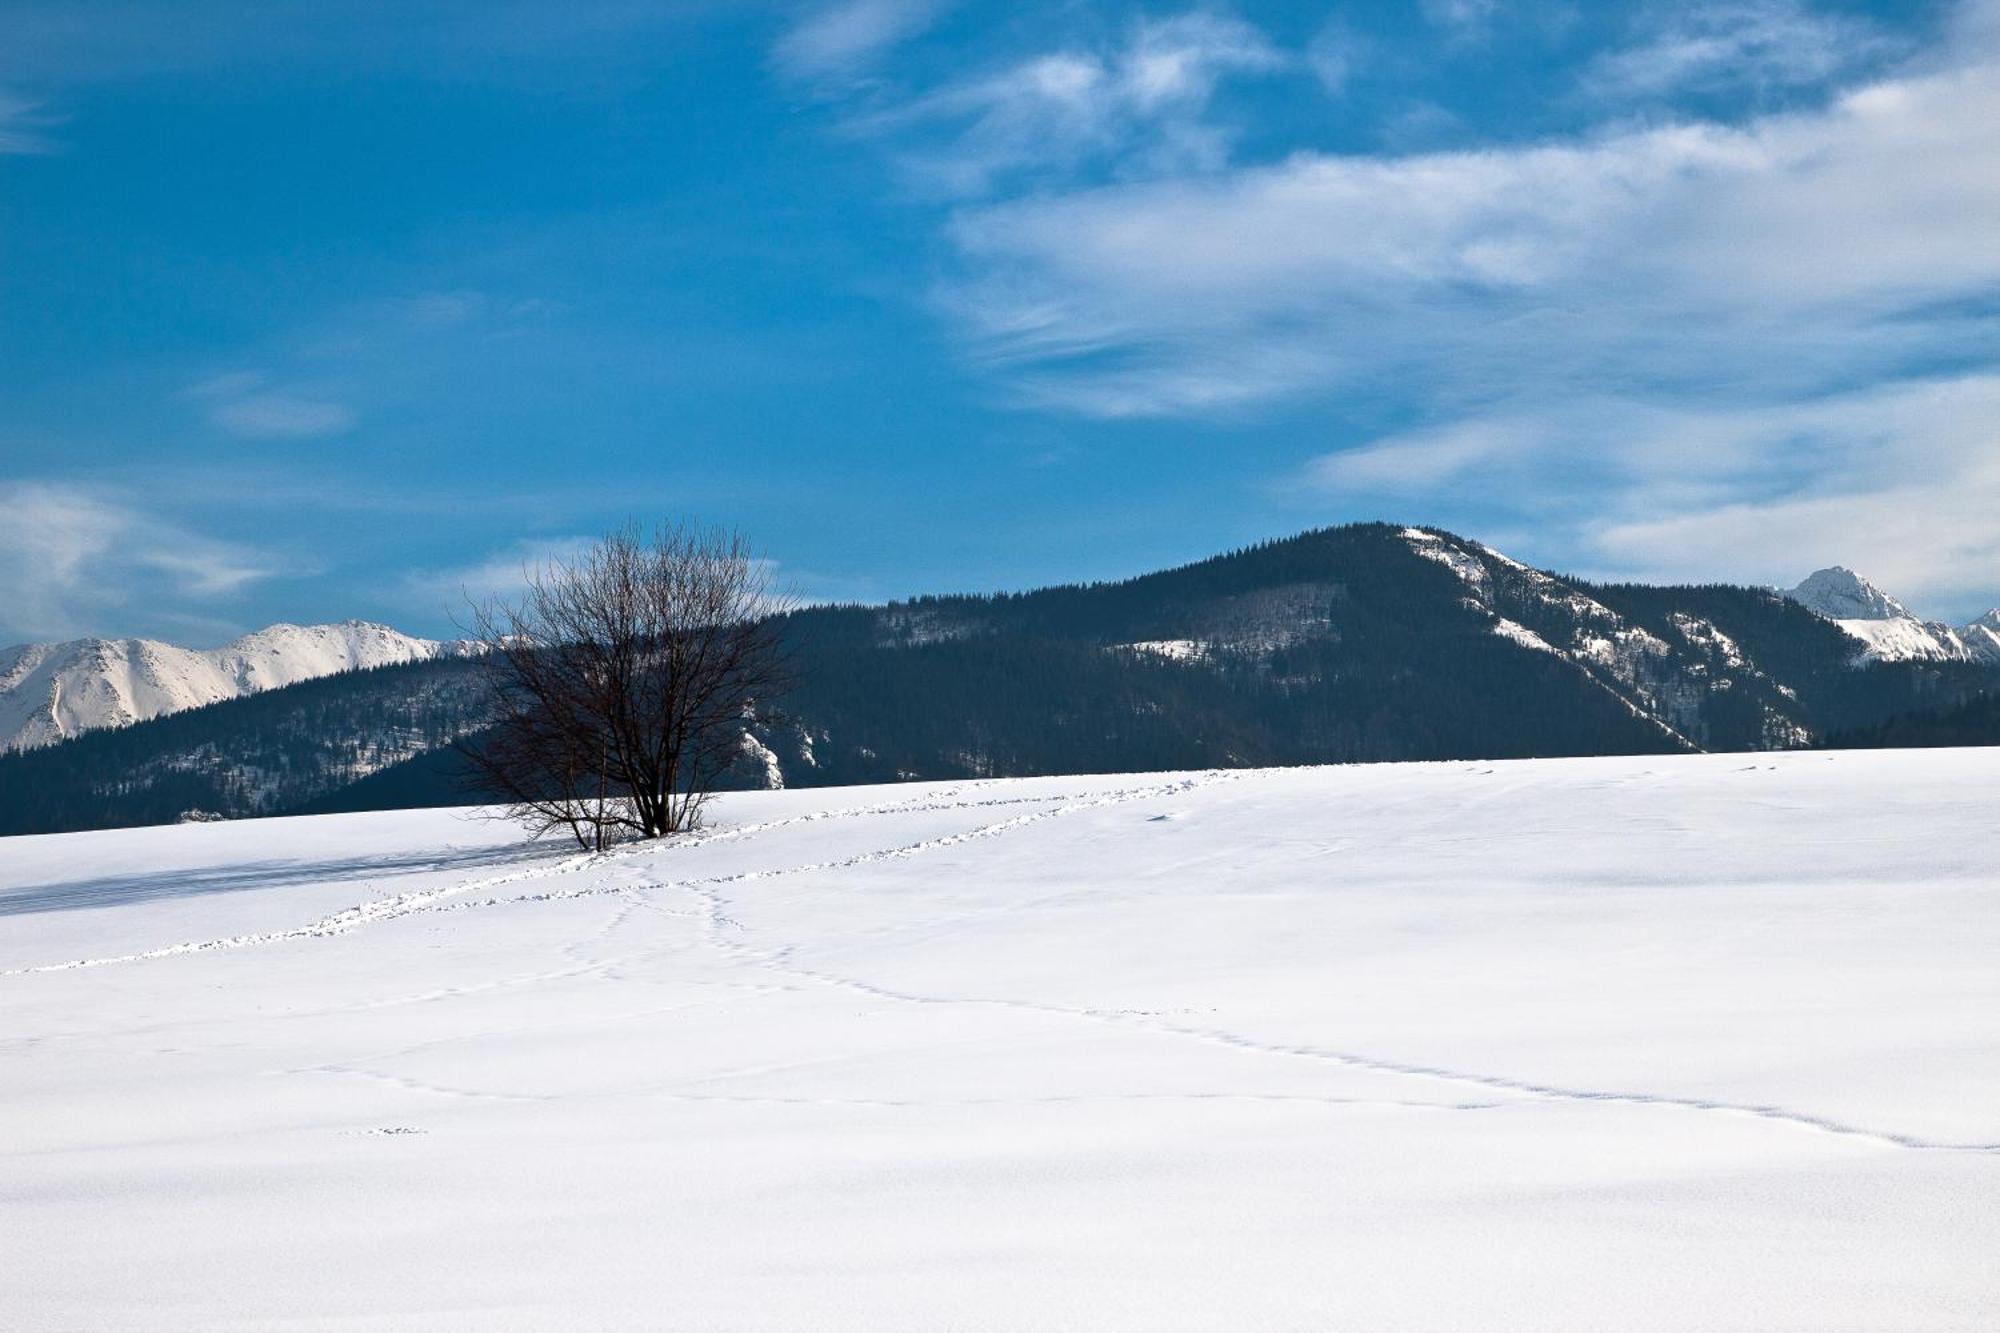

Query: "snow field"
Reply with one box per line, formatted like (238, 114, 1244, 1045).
(2, 752, 1997, 1329)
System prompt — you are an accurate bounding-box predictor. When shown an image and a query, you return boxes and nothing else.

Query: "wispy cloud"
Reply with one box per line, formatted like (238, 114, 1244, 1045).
(1420, 0, 1502, 42)
(0, 91, 56, 153)
(210, 393, 355, 440)
(406, 540, 836, 619)
(835, 11, 1285, 198)
(772, 0, 949, 87)
(1583, 0, 1899, 101)
(1305, 21, 1366, 96)
(1308, 417, 1547, 495)
(402, 536, 601, 618)
(0, 483, 279, 643)
(189, 372, 355, 440)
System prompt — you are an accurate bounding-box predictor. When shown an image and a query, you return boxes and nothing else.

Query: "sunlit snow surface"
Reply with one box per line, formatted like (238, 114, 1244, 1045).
(4, 753, 1997, 1330)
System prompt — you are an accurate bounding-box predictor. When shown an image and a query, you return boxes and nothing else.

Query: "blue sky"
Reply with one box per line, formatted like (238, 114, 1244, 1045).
(2, 0, 1997, 644)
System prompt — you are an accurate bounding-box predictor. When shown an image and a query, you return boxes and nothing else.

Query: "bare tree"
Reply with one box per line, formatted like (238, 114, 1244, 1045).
(459, 524, 792, 849)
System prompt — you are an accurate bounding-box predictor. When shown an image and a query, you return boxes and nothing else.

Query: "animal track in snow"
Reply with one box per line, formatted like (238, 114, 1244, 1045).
(2, 775, 1230, 977)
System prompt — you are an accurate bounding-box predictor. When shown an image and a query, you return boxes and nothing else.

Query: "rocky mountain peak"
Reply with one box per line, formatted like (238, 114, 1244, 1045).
(1786, 567, 1910, 622)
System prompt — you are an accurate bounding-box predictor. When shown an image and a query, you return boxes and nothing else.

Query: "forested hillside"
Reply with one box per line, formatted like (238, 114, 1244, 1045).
(0, 659, 488, 835)
(1822, 692, 2000, 750)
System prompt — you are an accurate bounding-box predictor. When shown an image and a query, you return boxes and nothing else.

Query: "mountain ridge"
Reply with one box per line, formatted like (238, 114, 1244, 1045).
(4, 523, 1995, 835)
(0, 620, 476, 752)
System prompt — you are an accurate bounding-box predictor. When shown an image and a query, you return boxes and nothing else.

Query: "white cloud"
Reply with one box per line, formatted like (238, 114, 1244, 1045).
(402, 536, 601, 616)
(1305, 21, 1365, 96)
(138, 545, 271, 596)
(1304, 374, 2000, 618)
(406, 540, 816, 620)
(210, 393, 355, 439)
(844, 11, 1285, 198)
(772, 0, 948, 86)
(1955, 0, 2000, 48)
(1594, 480, 2000, 620)
(906, 6, 2000, 605)
(1579, 375, 2000, 615)
(774, 1, 1999, 602)
(0, 483, 278, 643)
(942, 43, 2000, 417)
(0, 91, 55, 153)
(1585, 1, 1897, 100)
(1422, 0, 1501, 39)
(189, 373, 355, 440)
(1308, 417, 1547, 493)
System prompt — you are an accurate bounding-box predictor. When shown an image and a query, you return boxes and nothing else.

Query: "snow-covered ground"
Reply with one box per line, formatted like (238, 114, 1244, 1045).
(4, 752, 1997, 1330)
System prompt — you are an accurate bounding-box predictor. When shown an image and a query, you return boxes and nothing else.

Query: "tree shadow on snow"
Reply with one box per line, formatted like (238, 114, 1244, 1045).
(0, 840, 565, 917)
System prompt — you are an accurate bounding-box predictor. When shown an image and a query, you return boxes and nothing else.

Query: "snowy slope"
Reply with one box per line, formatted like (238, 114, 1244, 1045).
(1827, 615, 1977, 663)
(1784, 566, 1999, 664)
(1787, 565, 1912, 620)
(3, 753, 1996, 1330)
(1957, 609, 2000, 659)
(0, 620, 471, 751)
(1401, 527, 1795, 748)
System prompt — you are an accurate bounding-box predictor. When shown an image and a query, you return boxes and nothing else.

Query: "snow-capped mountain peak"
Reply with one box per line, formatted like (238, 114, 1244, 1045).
(1786, 567, 1910, 622)
(1960, 610, 2000, 659)
(0, 621, 473, 752)
(1781, 569, 2000, 665)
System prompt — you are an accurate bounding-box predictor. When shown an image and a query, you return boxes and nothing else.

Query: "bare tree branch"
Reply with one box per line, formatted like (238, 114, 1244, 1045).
(456, 524, 795, 849)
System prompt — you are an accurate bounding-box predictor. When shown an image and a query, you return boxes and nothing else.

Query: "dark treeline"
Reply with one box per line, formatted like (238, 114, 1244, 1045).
(1822, 691, 2000, 749)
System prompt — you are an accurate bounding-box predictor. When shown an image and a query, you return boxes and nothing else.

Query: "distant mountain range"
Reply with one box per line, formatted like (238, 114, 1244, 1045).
(3, 523, 1996, 835)
(0, 620, 476, 752)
